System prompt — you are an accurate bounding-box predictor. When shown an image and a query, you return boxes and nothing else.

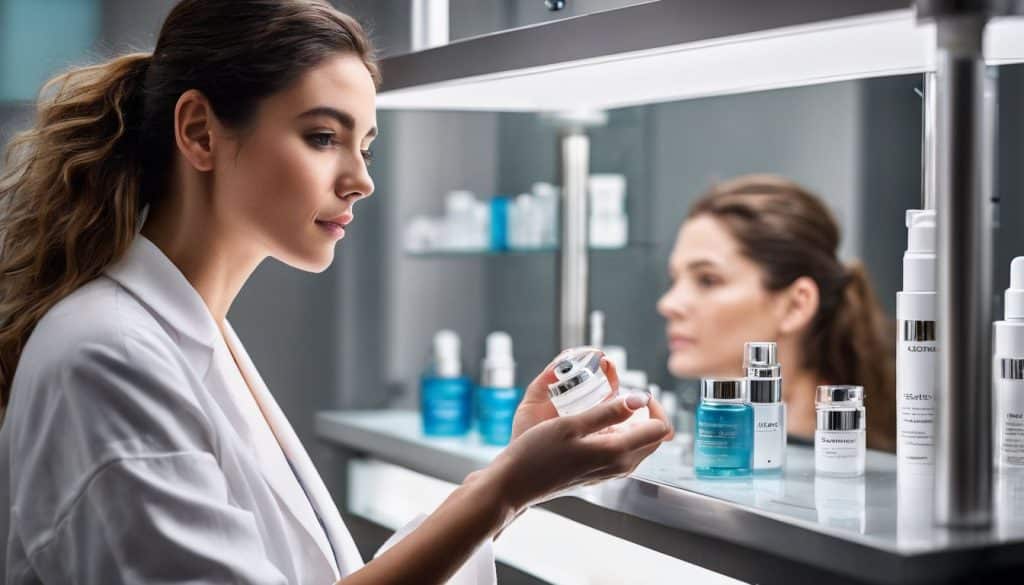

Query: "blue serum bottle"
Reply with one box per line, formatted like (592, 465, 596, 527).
(695, 378, 754, 478)
(421, 330, 473, 436)
(475, 332, 523, 445)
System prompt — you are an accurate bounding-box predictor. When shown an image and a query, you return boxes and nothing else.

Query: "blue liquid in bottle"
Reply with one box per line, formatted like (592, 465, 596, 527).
(475, 386, 523, 445)
(695, 402, 754, 477)
(421, 374, 473, 436)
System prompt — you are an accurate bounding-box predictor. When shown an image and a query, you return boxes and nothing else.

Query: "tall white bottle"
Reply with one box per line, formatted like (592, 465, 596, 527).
(745, 342, 786, 472)
(896, 210, 938, 470)
(995, 257, 1024, 470)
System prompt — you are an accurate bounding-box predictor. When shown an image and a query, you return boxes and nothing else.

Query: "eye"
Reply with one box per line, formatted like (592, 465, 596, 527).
(306, 132, 336, 149)
(361, 148, 374, 167)
(696, 273, 722, 289)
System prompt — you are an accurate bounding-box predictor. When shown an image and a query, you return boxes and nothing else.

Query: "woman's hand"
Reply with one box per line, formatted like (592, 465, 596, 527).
(491, 351, 674, 513)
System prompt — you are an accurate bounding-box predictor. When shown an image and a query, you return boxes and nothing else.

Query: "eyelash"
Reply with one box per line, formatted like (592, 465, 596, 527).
(307, 133, 374, 167)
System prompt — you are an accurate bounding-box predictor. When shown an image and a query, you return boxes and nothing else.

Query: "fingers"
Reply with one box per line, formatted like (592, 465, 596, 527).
(644, 397, 675, 442)
(572, 393, 648, 435)
(600, 356, 619, 393)
(601, 418, 669, 452)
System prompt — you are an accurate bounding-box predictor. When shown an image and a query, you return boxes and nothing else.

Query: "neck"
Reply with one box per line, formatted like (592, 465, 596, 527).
(780, 353, 822, 441)
(140, 184, 265, 323)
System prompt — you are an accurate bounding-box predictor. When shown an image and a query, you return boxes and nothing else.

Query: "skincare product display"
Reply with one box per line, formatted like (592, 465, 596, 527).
(745, 342, 786, 472)
(404, 190, 491, 253)
(475, 332, 523, 446)
(695, 378, 753, 478)
(897, 209, 938, 470)
(420, 330, 474, 436)
(507, 182, 560, 250)
(588, 174, 628, 249)
(815, 385, 866, 477)
(995, 257, 1024, 470)
(547, 348, 615, 416)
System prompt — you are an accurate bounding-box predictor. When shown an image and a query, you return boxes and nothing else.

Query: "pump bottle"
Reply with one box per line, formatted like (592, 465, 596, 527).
(476, 332, 523, 446)
(995, 257, 1024, 469)
(420, 330, 473, 436)
(896, 209, 938, 470)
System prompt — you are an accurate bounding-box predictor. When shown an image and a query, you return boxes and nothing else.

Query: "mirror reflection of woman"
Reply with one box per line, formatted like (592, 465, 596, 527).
(658, 175, 896, 451)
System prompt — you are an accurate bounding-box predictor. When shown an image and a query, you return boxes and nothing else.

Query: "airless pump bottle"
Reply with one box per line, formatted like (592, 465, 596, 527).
(896, 209, 938, 470)
(745, 342, 786, 473)
(995, 257, 1024, 470)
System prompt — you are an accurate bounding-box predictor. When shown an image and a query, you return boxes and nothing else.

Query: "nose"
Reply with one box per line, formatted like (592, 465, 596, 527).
(657, 281, 688, 321)
(337, 157, 375, 203)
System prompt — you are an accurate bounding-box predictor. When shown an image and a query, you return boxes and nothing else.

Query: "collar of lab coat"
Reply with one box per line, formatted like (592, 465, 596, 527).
(104, 235, 364, 577)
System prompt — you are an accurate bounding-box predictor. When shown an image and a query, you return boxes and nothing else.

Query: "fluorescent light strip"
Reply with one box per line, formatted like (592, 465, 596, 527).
(377, 11, 1024, 112)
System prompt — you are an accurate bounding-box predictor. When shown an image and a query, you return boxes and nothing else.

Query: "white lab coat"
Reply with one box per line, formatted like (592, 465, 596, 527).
(0, 235, 495, 584)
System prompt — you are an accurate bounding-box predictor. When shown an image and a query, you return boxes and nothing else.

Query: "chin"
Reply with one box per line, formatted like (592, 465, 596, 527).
(667, 352, 702, 378)
(277, 245, 336, 273)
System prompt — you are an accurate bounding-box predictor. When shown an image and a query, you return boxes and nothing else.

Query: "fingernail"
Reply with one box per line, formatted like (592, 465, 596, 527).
(624, 392, 650, 410)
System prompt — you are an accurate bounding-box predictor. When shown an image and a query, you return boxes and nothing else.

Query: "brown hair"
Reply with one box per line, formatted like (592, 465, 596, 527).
(0, 0, 378, 409)
(689, 174, 896, 451)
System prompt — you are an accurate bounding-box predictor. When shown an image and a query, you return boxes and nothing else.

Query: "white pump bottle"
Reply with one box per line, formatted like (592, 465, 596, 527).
(896, 210, 938, 470)
(995, 257, 1024, 470)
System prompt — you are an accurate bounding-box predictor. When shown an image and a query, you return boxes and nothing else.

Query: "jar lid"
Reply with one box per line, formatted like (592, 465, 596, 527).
(816, 385, 864, 406)
(701, 377, 747, 402)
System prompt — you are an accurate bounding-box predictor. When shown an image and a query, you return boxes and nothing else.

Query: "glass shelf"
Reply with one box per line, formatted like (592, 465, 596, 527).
(405, 242, 654, 258)
(317, 409, 1024, 584)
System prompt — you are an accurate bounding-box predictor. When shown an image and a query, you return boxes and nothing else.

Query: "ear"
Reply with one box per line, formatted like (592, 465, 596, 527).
(776, 276, 820, 336)
(173, 89, 219, 172)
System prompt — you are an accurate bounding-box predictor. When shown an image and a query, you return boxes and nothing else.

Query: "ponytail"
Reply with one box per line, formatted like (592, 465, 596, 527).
(0, 53, 152, 408)
(817, 261, 897, 451)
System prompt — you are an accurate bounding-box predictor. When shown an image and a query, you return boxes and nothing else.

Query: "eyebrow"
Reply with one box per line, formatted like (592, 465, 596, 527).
(298, 106, 378, 139)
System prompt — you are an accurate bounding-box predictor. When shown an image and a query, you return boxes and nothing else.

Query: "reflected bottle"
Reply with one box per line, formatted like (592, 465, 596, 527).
(695, 378, 753, 478)
(421, 330, 473, 436)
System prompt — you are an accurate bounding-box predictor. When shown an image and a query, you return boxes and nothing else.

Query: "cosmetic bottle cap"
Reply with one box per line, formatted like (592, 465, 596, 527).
(701, 378, 747, 402)
(744, 341, 777, 368)
(817, 409, 866, 432)
(1005, 256, 1024, 320)
(548, 350, 604, 398)
(433, 330, 462, 378)
(903, 210, 936, 293)
(482, 331, 516, 388)
(816, 385, 864, 407)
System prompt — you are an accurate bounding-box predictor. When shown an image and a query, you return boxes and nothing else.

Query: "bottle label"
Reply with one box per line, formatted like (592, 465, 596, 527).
(752, 403, 786, 470)
(997, 378, 1024, 468)
(815, 430, 865, 475)
(897, 325, 937, 467)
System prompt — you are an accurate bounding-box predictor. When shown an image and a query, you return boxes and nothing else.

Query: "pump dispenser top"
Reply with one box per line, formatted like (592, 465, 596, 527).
(482, 331, 516, 387)
(1005, 257, 1024, 321)
(432, 330, 462, 378)
(903, 210, 936, 292)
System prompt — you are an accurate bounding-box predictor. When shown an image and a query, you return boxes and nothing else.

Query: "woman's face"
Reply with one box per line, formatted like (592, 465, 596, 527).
(212, 53, 377, 272)
(657, 215, 784, 378)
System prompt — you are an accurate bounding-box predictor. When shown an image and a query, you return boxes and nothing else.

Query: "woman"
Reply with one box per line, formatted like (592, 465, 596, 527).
(657, 175, 896, 451)
(0, 1, 672, 583)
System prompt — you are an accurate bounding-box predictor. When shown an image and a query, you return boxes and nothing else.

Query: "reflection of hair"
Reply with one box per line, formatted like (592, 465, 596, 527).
(0, 0, 378, 408)
(689, 174, 896, 451)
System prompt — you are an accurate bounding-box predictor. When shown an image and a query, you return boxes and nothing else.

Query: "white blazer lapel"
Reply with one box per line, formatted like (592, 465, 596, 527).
(222, 321, 365, 576)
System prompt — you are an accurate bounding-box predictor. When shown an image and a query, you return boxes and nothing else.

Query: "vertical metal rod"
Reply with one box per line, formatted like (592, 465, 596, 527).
(923, 71, 938, 210)
(933, 14, 995, 528)
(411, 0, 449, 51)
(559, 131, 589, 349)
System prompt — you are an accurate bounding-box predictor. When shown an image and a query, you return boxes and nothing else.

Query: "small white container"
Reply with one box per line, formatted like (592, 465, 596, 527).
(547, 349, 614, 416)
(815, 385, 866, 477)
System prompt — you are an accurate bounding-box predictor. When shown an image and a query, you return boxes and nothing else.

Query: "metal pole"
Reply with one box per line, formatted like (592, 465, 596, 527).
(931, 13, 994, 528)
(559, 130, 589, 349)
